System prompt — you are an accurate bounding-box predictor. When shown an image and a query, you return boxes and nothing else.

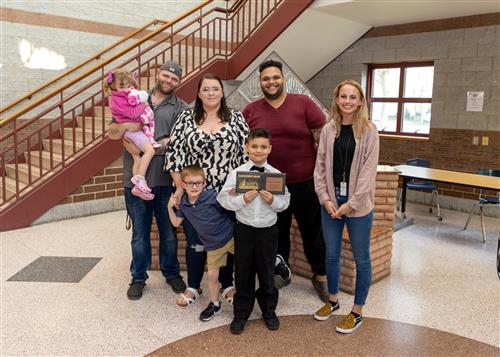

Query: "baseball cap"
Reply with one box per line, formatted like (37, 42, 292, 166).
(159, 61, 183, 80)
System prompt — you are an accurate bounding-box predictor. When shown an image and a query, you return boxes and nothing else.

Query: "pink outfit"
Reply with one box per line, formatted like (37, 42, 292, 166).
(109, 89, 158, 147)
(314, 120, 379, 217)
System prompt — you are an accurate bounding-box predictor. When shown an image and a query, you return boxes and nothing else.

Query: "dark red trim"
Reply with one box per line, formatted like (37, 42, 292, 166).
(0, 138, 122, 231)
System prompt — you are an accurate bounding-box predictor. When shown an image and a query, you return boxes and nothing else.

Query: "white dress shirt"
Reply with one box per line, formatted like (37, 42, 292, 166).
(217, 161, 290, 228)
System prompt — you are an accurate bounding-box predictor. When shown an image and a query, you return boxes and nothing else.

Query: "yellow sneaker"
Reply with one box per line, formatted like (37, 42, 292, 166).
(336, 312, 363, 333)
(313, 301, 340, 321)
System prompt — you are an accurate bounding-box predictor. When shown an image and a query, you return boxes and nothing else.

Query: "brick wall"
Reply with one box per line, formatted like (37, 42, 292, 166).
(307, 20, 500, 202)
(58, 157, 124, 205)
(152, 167, 399, 294)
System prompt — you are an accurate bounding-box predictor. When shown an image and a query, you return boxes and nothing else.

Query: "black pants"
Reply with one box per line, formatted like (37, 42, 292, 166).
(277, 179, 326, 276)
(234, 222, 279, 320)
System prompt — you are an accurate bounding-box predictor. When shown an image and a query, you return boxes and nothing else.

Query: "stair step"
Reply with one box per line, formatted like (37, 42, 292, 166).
(92, 106, 112, 118)
(63, 127, 104, 143)
(0, 176, 26, 200)
(76, 116, 108, 131)
(43, 139, 83, 156)
(24, 150, 63, 169)
(5, 163, 47, 185)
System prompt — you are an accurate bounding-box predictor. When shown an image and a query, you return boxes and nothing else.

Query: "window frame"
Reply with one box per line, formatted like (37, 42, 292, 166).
(366, 61, 434, 137)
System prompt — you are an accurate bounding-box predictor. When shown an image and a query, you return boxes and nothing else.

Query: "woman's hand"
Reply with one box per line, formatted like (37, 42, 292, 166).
(258, 190, 274, 205)
(324, 200, 337, 218)
(333, 203, 353, 219)
(243, 190, 259, 204)
(171, 187, 184, 209)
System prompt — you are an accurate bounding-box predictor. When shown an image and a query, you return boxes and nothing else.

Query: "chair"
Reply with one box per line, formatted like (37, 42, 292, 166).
(405, 158, 442, 221)
(463, 169, 500, 242)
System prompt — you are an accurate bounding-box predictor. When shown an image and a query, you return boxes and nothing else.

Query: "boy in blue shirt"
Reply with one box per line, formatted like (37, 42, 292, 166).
(167, 165, 235, 321)
(218, 128, 290, 334)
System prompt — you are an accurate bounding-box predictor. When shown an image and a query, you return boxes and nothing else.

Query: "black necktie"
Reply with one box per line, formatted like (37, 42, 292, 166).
(250, 165, 265, 172)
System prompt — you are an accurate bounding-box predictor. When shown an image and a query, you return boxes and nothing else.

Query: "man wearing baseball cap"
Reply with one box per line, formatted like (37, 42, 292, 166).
(108, 61, 188, 300)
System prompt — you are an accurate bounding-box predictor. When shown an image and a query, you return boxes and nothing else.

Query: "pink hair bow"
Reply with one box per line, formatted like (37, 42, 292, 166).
(107, 71, 114, 84)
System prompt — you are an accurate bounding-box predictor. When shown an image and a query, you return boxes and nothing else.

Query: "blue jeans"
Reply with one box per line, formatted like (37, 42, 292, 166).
(125, 186, 180, 282)
(183, 217, 234, 290)
(321, 195, 373, 305)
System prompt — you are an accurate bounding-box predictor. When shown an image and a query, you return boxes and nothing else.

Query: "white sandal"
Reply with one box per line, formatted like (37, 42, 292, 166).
(221, 286, 236, 306)
(176, 287, 202, 308)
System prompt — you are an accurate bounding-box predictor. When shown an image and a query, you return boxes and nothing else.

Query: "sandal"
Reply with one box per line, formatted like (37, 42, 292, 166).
(176, 287, 202, 308)
(132, 185, 154, 201)
(221, 286, 236, 306)
(131, 176, 152, 193)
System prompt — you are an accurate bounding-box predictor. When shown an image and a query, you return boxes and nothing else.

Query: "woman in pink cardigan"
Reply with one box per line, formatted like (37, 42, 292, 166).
(313, 79, 379, 334)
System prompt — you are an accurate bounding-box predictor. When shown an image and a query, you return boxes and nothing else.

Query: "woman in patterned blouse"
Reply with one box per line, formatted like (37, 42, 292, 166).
(165, 73, 249, 308)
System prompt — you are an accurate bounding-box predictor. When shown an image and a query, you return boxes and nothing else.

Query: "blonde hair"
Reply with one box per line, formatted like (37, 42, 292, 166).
(181, 165, 205, 181)
(331, 79, 370, 139)
(102, 68, 135, 96)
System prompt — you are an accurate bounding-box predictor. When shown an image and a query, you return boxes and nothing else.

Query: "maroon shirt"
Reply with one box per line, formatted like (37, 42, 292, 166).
(243, 94, 326, 184)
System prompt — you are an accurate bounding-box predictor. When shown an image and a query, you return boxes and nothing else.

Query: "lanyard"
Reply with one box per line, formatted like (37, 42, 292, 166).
(337, 131, 352, 182)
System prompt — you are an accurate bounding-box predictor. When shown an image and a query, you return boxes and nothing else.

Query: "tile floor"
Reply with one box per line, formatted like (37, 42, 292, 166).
(1, 203, 499, 356)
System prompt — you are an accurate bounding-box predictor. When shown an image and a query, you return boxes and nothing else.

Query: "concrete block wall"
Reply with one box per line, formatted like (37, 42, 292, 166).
(307, 18, 499, 213)
(1, 1, 229, 106)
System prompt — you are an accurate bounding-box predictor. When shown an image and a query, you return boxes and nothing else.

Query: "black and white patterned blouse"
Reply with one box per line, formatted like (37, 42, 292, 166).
(164, 108, 249, 191)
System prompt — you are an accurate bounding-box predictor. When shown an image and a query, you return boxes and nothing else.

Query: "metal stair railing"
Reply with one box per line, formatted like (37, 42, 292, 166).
(0, 0, 284, 208)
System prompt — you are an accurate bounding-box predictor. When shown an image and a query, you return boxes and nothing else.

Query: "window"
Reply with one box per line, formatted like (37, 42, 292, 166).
(367, 62, 434, 137)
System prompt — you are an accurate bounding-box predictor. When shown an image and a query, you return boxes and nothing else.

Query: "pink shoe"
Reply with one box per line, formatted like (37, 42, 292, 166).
(132, 185, 154, 200)
(131, 176, 152, 193)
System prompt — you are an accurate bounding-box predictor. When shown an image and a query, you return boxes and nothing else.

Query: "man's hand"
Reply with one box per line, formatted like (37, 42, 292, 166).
(123, 136, 141, 156)
(107, 122, 142, 140)
(243, 190, 259, 204)
(258, 190, 274, 205)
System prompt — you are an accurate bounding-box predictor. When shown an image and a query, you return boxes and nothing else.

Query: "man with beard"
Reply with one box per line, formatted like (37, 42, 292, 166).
(108, 62, 188, 300)
(242, 59, 329, 302)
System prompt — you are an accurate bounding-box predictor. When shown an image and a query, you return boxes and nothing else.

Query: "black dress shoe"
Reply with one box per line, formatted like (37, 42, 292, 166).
(264, 314, 280, 330)
(166, 275, 187, 294)
(230, 318, 247, 334)
(127, 281, 146, 300)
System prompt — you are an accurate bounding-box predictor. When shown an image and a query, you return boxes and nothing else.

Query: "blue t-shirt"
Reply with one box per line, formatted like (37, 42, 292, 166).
(176, 189, 235, 251)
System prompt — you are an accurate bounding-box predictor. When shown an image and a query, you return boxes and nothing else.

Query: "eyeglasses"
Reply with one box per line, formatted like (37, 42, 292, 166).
(200, 87, 222, 94)
(184, 181, 204, 188)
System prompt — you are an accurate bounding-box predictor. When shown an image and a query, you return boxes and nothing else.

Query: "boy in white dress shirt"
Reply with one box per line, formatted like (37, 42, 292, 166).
(217, 128, 290, 334)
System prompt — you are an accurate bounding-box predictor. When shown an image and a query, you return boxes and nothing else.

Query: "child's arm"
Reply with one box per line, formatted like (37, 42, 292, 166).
(217, 171, 247, 211)
(167, 195, 184, 227)
(113, 92, 146, 119)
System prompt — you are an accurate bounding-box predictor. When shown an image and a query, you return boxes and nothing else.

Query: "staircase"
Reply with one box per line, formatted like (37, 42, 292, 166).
(0, 0, 314, 231)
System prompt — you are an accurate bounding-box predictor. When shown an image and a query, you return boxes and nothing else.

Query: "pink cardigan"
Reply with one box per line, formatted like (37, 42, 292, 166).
(314, 120, 379, 217)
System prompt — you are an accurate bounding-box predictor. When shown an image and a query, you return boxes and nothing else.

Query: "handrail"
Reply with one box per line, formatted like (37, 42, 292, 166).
(0, 0, 212, 127)
(0, 18, 167, 115)
(0, 0, 288, 212)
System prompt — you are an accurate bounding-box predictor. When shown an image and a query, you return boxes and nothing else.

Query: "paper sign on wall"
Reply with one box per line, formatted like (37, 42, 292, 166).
(466, 91, 484, 112)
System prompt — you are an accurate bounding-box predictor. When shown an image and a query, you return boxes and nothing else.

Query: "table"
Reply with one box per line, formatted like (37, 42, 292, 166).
(393, 165, 500, 238)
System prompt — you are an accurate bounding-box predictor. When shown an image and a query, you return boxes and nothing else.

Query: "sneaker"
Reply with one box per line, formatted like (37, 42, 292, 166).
(127, 281, 146, 300)
(264, 313, 280, 330)
(336, 313, 363, 334)
(199, 302, 221, 321)
(313, 300, 340, 321)
(166, 275, 187, 294)
(274, 254, 291, 289)
(230, 318, 247, 334)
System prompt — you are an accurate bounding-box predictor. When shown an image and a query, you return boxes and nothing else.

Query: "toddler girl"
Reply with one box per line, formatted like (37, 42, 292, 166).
(104, 68, 158, 200)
